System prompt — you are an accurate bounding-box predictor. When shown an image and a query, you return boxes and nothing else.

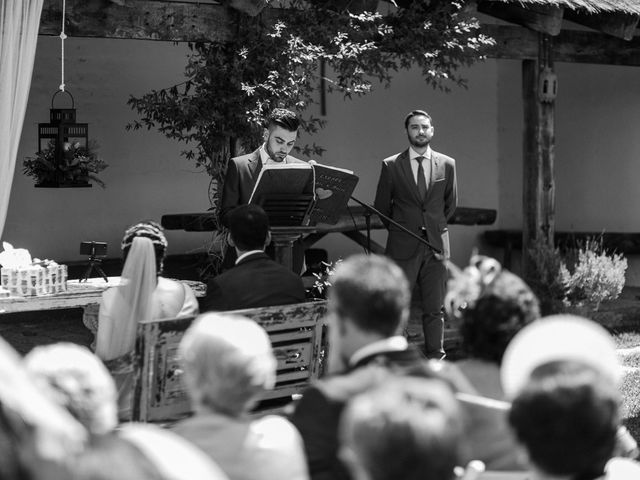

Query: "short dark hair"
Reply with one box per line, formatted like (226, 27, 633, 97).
(340, 376, 463, 480)
(330, 254, 409, 337)
(266, 108, 300, 132)
(460, 270, 540, 364)
(404, 109, 432, 129)
(509, 360, 619, 477)
(226, 204, 270, 251)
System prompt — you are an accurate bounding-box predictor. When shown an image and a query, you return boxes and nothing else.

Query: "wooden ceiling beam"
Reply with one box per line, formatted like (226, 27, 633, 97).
(38, 1, 640, 67)
(564, 10, 640, 41)
(481, 24, 640, 66)
(39, 0, 238, 43)
(476, 0, 564, 36)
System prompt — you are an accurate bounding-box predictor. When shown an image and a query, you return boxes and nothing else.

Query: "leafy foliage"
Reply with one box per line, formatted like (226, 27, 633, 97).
(528, 237, 627, 314)
(23, 140, 108, 188)
(127, 0, 494, 211)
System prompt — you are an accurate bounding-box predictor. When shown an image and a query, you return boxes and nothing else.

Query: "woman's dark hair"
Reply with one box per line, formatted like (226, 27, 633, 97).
(509, 361, 619, 478)
(460, 270, 540, 364)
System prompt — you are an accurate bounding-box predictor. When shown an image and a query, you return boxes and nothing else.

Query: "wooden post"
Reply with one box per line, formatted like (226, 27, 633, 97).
(522, 33, 556, 278)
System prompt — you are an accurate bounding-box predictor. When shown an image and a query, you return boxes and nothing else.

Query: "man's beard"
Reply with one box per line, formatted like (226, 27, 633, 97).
(408, 134, 430, 149)
(266, 143, 286, 162)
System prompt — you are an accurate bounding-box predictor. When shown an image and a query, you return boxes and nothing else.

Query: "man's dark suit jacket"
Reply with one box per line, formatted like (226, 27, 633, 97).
(374, 148, 457, 260)
(289, 347, 426, 480)
(202, 252, 306, 311)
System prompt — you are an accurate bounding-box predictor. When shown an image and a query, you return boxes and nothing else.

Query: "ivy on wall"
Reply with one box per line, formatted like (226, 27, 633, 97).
(126, 0, 494, 210)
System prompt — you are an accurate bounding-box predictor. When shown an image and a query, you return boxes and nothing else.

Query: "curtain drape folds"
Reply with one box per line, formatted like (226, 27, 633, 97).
(0, 0, 44, 238)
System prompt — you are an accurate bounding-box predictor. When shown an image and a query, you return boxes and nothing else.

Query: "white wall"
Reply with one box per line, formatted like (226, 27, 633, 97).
(496, 60, 640, 284)
(4, 37, 212, 262)
(5, 34, 640, 283)
(303, 60, 500, 268)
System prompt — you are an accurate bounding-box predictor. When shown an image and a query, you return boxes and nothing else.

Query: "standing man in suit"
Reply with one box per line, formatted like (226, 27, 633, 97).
(220, 107, 307, 272)
(290, 254, 429, 480)
(202, 204, 306, 311)
(374, 109, 457, 360)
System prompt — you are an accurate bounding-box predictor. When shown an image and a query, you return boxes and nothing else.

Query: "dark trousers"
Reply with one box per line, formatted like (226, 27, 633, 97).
(394, 244, 446, 359)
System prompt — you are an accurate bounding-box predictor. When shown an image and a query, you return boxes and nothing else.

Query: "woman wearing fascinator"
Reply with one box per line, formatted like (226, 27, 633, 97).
(445, 254, 540, 400)
(443, 254, 540, 471)
(95, 221, 199, 420)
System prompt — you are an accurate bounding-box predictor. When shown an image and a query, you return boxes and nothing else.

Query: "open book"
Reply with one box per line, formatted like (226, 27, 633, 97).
(248, 161, 359, 226)
(308, 162, 359, 225)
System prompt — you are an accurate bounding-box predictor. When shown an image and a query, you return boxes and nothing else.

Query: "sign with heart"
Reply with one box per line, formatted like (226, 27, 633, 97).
(315, 187, 333, 200)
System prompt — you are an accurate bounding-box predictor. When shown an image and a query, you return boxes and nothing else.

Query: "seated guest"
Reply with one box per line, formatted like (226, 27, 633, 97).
(25, 343, 118, 436)
(0, 336, 85, 480)
(172, 313, 309, 480)
(339, 376, 465, 480)
(508, 359, 640, 479)
(502, 314, 639, 463)
(290, 254, 432, 480)
(444, 255, 540, 470)
(202, 204, 306, 311)
(96, 220, 198, 419)
(24, 343, 228, 480)
(446, 254, 540, 399)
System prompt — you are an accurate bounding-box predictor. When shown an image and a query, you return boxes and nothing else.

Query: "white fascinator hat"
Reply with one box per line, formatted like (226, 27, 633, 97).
(500, 314, 621, 399)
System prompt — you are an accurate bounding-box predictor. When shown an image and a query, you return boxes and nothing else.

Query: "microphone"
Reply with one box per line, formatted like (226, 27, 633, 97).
(308, 159, 317, 166)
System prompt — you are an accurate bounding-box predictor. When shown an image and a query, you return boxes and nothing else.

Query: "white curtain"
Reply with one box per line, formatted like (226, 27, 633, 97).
(0, 0, 44, 239)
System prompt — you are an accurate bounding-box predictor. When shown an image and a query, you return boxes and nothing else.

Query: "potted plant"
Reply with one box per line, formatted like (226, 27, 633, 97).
(23, 140, 108, 188)
(528, 237, 627, 316)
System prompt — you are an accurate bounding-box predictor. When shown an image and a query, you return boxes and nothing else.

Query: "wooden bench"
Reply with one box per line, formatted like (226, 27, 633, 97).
(130, 300, 327, 422)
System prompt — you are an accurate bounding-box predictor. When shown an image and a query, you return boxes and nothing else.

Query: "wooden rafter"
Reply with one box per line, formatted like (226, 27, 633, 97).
(564, 10, 640, 41)
(39, 0, 238, 43)
(477, 1, 565, 36)
(481, 24, 640, 66)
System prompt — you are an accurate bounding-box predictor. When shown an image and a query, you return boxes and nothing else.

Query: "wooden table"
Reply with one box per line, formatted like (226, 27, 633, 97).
(0, 277, 206, 349)
(0, 277, 119, 314)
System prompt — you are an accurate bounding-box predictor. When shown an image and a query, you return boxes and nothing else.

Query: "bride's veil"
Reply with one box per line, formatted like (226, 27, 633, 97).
(95, 236, 157, 360)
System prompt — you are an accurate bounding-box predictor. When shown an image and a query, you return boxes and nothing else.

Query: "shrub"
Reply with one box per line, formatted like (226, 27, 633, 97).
(528, 237, 627, 315)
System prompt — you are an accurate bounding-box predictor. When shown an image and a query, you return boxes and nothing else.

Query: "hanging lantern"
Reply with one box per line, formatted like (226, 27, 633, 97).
(538, 67, 558, 103)
(37, 90, 90, 187)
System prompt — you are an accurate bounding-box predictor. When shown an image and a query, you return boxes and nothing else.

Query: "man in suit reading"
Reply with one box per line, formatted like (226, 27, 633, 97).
(220, 107, 308, 272)
(373, 109, 457, 360)
(202, 204, 306, 311)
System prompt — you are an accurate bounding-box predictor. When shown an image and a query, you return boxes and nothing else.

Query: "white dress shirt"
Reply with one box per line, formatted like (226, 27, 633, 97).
(348, 335, 409, 367)
(235, 250, 263, 265)
(260, 145, 289, 165)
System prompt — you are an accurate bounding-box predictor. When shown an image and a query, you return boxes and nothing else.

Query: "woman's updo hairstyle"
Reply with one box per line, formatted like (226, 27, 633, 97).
(121, 221, 168, 274)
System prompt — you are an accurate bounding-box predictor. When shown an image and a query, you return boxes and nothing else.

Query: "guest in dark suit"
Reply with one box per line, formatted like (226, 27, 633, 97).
(290, 254, 428, 480)
(220, 108, 307, 272)
(202, 204, 306, 311)
(374, 109, 457, 359)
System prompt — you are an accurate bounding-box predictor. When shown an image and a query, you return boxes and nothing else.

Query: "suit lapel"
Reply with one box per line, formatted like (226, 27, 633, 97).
(248, 149, 262, 182)
(397, 150, 422, 204)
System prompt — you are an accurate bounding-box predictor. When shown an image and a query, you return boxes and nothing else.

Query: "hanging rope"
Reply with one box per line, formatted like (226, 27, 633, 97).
(59, 0, 67, 92)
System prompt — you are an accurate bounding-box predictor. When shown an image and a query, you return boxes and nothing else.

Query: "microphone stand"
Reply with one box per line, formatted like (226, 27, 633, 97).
(349, 196, 442, 257)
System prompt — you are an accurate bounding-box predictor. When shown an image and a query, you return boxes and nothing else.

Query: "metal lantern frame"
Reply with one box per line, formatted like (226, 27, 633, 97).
(36, 89, 90, 187)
